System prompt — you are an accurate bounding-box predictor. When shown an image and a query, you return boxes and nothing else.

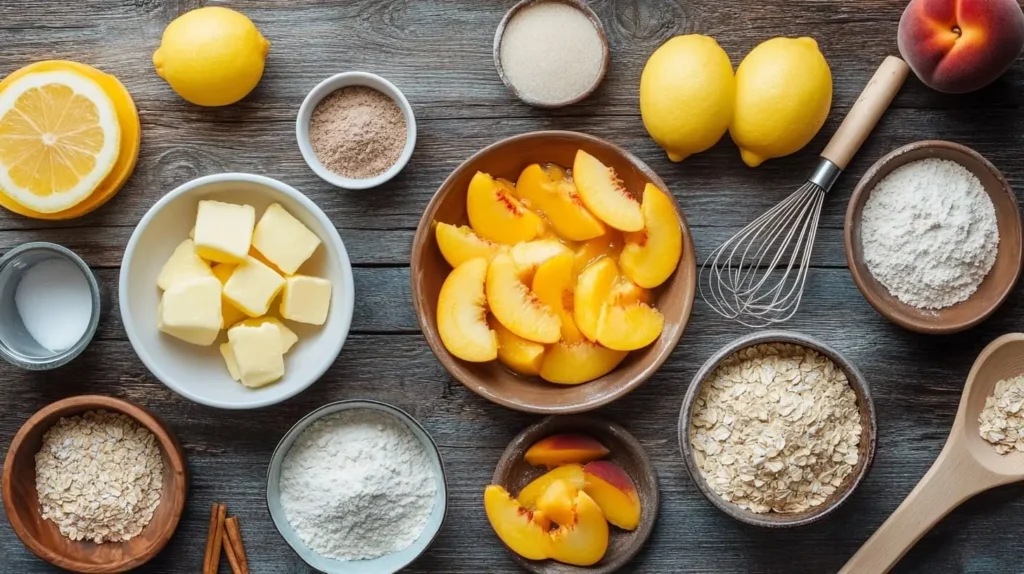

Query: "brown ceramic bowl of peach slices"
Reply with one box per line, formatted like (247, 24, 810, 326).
(410, 130, 696, 414)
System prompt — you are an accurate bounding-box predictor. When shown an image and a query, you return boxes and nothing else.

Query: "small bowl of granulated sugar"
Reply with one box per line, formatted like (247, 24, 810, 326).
(266, 399, 447, 573)
(297, 72, 416, 190)
(845, 140, 1023, 334)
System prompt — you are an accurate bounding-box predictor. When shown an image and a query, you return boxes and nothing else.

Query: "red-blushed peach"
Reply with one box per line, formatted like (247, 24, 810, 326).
(517, 464, 587, 509)
(524, 434, 611, 468)
(583, 461, 642, 530)
(484, 485, 553, 561)
(898, 0, 1024, 93)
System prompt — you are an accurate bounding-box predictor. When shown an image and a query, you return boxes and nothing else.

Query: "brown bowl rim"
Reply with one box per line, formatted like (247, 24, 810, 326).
(409, 129, 696, 414)
(491, 415, 660, 573)
(677, 330, 877, 528)
(844, 140, 1023, 334)
(2, 395, 188, 572)
(492, 0, 610, 108)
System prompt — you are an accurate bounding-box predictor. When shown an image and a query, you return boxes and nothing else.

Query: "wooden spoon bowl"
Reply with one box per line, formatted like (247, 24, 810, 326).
(2, 395, 188, 573)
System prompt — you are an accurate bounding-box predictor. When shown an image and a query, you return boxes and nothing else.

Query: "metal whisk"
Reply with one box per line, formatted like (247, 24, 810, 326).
(701, 56, 910, 327)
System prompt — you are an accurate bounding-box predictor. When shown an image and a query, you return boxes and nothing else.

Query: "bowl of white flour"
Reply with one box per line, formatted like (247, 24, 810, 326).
(266, 399, 447, 573)
(845, 140, 1022, 334)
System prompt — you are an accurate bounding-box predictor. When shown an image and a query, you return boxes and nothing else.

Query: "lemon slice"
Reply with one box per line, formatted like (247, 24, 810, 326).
(0, 70, 120, 213)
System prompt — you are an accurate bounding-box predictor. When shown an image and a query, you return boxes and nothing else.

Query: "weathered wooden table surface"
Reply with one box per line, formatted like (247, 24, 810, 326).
(1, 0, 1022, 572)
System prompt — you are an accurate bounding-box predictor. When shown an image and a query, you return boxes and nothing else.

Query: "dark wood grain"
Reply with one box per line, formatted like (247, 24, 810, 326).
(1, 0, 1024, 572)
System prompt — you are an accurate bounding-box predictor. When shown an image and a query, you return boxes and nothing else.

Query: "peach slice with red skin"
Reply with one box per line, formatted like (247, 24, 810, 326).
(573, 150, 643, 232)
(584, 461, 642, 531)
(486, 253, 561, 344)
(437, 258, 498, 362)
(467, 171, 543, 245)
(524, 433, 610, 468)
(517, 463, 586, 509)
(489, 315, 545, 376)
(573, 257, 618, 342)
(620, 183, 683, 289)
(516, 163, 606, 241)
(484, 485, 553, 561)
(547, 489, 610, 566)
(435, 222, 506, 268)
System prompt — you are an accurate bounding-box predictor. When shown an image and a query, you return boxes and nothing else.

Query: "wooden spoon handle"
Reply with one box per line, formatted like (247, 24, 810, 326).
(820, 56, 909, 170)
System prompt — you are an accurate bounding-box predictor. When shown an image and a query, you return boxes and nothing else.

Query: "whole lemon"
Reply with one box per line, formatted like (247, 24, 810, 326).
(640, 35, 735, 162)
(153, 7, 270, 107)
(730, 37, 832, 167)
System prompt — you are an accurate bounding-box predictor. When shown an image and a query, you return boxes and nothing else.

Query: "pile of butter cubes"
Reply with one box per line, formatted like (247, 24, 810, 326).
(157, 200, 332, 388)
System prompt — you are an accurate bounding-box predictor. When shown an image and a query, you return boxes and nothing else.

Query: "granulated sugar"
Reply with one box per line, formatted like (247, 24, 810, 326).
(309, 86, 406, 180)
(498, 2, 604, 104)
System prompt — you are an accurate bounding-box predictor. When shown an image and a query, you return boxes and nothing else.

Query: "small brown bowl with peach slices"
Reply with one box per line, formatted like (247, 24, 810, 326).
(486, 416, 659, 573)
(410, 131, 696, 414)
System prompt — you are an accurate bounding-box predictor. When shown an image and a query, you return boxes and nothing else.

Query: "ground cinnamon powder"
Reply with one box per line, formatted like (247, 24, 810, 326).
(309, 86, 407, 180)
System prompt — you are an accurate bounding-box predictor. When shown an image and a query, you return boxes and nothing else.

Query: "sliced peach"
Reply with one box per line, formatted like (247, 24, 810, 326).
(540, 339, 628, 385)
(525, 434, 610, 468)
(548, 490, 610, 566)
(536, 479, 579, 526)
(510, 239, 571, 283)
(596, 300, 664, 351)
(486, 253, 561, 344)
(484, 485, 553, 561)
(620, 183, 683, 288)
(584, 461, 641, 531)
(574, 258, 618, 342)
(437, 258, 498, 362)
(516, 163, 606, 241)
(490, 316, 545, 376)
(574, 230, 623, 275)
(467, 171, 543, 245)
(435, 222, 506, 268)
(517, 464, 587, 509)
(573, 150, 643, 232)
(532, 252, 584, 342)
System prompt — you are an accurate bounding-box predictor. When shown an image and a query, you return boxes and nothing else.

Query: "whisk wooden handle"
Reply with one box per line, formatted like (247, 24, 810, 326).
(821, 56, 910, 170)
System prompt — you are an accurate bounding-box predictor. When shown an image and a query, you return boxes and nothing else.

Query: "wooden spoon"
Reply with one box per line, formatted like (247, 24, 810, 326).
(841, 333, 1024, 573)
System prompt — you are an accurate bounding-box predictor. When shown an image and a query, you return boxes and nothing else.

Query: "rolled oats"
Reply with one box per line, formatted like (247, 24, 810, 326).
(979, 375, 1024, 454)
(34, 410, 164, 543)
(689, 343, 863, 514)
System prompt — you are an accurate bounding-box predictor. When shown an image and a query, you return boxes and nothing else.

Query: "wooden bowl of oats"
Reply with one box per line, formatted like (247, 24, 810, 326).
(2, 395, 188, 572)
(677, 331, 877, 528)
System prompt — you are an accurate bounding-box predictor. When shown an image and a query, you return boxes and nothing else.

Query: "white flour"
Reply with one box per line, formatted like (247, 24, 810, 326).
(279, 409, 436, 561)
(861, 158, 999, 310)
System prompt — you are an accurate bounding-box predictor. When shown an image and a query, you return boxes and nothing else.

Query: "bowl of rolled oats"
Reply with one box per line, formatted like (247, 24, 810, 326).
(678, 331, 877, 528)
(1, 395, 188, 572)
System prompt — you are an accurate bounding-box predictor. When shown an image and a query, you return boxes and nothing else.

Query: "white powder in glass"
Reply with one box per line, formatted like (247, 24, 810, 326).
(14, 258, 93, 352)
(279, 409, 437, 561)
(860, 158, 999, 310)
(499, 2, 604, 104)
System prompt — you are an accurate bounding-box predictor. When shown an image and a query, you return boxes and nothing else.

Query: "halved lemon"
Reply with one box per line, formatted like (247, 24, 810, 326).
(0, 69, 120, 213)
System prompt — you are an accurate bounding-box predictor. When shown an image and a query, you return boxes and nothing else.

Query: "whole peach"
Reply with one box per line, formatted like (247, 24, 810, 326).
(898, 0, 1024, 93)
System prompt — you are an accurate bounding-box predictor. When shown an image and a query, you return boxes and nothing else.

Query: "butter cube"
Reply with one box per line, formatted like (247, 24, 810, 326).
(157, 276, 223, 346)
(157, 239, 214, 291)
(219, 343, 241, 381)
(227, 323, 285, 388)
(233, 316, 298, 353)
(280, 275, 332, 325)
(223, 256, 285, 317)
(210, 263, 248, 327)
(251, 203, 322, 275)
(193, 200, 255, 263)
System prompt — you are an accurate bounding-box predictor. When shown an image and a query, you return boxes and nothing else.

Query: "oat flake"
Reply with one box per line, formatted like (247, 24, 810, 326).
(979, 375, 1024, 454)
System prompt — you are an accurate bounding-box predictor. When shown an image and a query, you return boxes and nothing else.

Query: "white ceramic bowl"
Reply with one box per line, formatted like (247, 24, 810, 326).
(119, 173, 355, 409)
(266, 400, 448, 573)
(296, 72, 417, 189)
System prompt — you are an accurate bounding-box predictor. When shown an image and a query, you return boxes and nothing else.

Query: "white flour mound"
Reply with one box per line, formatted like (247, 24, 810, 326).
(279, 409, 436, 561)
(860, 158, 999, 310)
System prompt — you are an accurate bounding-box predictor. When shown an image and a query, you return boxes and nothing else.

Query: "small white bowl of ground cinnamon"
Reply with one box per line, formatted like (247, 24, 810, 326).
(297, 72, 416, 190)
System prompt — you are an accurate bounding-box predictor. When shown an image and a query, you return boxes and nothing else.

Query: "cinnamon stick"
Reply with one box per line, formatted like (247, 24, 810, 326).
(202, 503, 227, 574)
(224, 516, 250, 574)
(221, 521, 243, 574)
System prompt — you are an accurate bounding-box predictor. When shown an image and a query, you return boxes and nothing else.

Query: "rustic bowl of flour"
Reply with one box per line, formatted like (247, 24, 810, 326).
(845, 140, 1022, 334)
(266, 399, 447, 573)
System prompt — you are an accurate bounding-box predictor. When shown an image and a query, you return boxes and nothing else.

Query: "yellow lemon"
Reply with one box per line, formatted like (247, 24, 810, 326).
(0, 69, 121, 213)
(731, 37, 832, 167)
(640, 35, 735, 162)
(153, 7, 270, 107)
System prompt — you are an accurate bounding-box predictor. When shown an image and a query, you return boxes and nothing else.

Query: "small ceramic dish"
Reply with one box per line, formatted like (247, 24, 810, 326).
(0, 242, 106, 370)
(845, 140, 1022, 334)
(493, 0, 610, 108)
(296, 72, 417, 189)
(491, 415, 659, 573)
(266, 399, 448, 574)
(678, 331, 877, 528)
(119, 173, 355, 409)
(2, 395, 188, 573)
(410, 130, 696, 414)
